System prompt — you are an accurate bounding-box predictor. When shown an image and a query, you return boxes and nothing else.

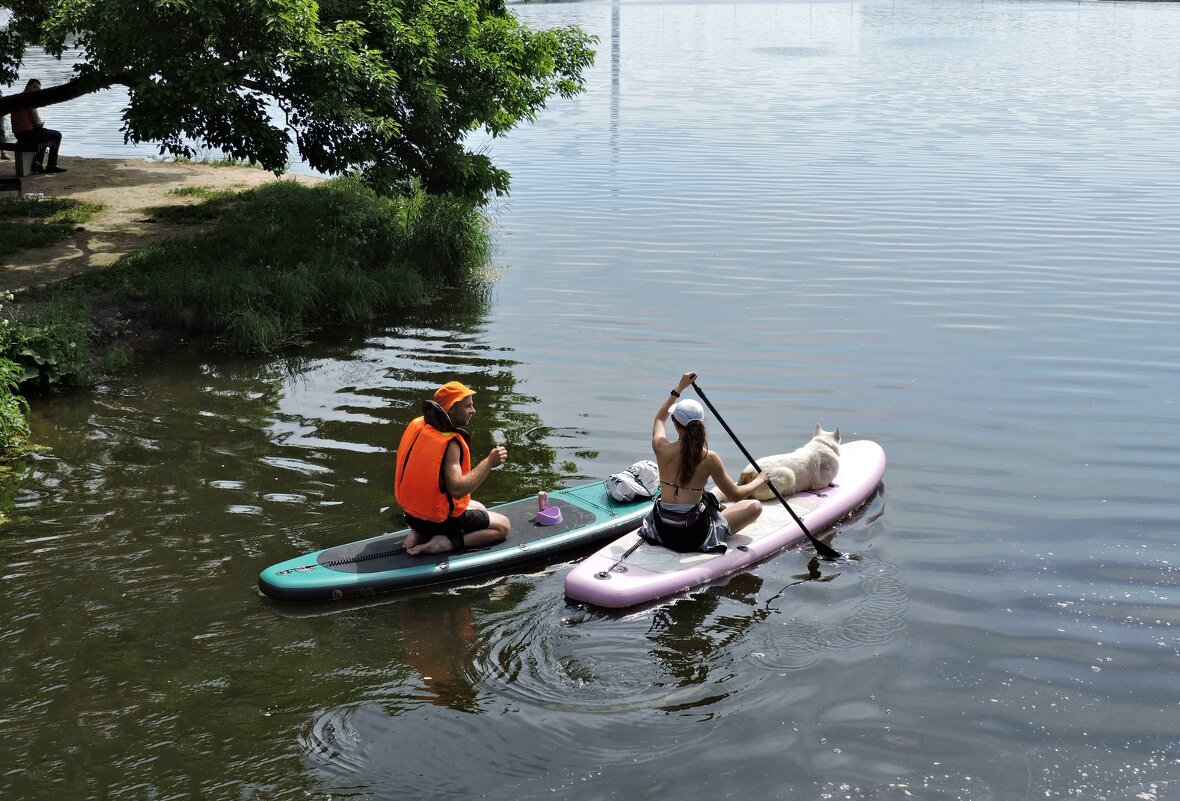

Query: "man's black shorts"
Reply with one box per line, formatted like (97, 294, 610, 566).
(404, 508, 491, 552)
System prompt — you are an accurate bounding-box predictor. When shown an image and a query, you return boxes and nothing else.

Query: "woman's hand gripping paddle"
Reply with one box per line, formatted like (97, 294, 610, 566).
(691, 382, 842, 560)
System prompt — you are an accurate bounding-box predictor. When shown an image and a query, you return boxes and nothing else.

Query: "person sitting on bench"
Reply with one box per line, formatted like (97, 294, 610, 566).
(11, 79, 65, 174)
(0, 88, 9, 160)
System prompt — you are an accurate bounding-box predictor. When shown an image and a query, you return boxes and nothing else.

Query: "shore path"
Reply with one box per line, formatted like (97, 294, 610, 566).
(1, 157, 322, 294)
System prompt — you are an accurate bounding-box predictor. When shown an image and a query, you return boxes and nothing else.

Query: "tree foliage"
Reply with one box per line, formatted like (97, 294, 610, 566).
(0, 0, 595, 199)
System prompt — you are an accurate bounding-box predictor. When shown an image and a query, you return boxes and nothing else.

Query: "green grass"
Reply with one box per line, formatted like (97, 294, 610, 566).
(0, 224, 78, 253)
(150, 187, 243, 222)
(0, 197, 105, 260)
(0, 197, 105, 222)
(166, 185, 234, 199)
(96, 344, 133, 375)
(152, 155, 276, 170)
(25, 176, 491, 354)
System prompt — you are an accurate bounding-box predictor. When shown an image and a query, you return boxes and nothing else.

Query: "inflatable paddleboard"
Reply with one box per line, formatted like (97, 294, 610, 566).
(260, 481, 651, 602)
(564, 440, 886, 609)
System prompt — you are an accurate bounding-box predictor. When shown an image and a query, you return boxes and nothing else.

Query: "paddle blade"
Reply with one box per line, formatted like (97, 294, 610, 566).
(806, 529, 842, 560)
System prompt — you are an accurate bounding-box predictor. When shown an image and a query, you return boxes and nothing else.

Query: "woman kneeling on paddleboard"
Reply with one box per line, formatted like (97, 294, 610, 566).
(640, 372, 770, 553)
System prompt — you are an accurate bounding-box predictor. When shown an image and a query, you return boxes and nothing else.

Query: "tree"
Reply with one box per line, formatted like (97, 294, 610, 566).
(0, 0, 595, 199)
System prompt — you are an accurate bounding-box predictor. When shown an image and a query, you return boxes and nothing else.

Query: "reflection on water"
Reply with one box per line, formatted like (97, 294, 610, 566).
(0, 299, 580, 799)
(398, 594, 481, 711)
(4, 0, 1180, 799)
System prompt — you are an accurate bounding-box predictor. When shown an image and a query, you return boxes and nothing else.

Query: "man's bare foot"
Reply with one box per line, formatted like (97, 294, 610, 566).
(405, 534, 455, 556)
(403, 531, 425, 551)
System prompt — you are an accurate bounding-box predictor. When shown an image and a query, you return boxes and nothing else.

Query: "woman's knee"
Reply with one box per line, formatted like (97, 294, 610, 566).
(723, 500, 760, 530)
(738, 499, 762, 521)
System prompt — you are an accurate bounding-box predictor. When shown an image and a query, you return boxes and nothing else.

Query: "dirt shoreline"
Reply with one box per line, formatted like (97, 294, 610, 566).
(1, 156, 322, 293)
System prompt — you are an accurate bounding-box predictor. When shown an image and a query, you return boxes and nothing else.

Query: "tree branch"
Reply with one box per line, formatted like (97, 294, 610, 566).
(0, 71, 135, 115)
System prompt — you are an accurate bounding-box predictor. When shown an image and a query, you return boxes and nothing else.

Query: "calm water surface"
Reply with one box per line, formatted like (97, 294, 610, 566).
(3, 1, 1180, 798)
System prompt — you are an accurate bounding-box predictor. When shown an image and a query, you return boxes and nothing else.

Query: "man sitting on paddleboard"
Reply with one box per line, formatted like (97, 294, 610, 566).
(641, 372, 769, 553)
(395, 381, 511, 555)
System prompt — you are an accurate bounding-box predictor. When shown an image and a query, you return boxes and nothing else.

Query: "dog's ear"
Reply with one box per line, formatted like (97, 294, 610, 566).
(833, 426, 841, 442)
(813, 423, 821, 437)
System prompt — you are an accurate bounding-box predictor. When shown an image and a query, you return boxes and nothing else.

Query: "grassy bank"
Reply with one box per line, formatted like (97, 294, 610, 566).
(0, 196, 105, 258)
(0, 176, 492, 453)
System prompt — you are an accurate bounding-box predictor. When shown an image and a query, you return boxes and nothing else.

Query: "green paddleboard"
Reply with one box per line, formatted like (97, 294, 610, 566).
(258, 481, 651, 601)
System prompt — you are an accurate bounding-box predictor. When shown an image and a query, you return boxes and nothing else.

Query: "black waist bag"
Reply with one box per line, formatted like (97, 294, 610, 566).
(654, 492, 720, 527)
(656, 502, 702, 527)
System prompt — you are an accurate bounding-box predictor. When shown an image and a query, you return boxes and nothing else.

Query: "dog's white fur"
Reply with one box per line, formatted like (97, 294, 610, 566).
(731, 424, 841, 501)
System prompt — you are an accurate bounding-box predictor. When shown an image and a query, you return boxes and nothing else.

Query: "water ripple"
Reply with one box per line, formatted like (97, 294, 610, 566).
(746, 557, 909, 672)
(473, 585, 737, 723)
(299, 704, 370, 778)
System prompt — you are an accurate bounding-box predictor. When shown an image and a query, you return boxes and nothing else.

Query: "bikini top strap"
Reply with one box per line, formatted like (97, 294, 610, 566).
(660, 478, 706, 494)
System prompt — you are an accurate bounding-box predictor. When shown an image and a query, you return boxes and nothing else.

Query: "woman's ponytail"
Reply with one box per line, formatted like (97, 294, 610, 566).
(678, 420, 708, 487)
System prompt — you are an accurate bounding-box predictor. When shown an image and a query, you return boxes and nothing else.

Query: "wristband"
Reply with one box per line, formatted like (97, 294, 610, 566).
(670, 389, 681, 398)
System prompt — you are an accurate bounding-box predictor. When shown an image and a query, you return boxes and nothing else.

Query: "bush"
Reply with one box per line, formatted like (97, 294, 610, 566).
(0, 294, 31, 455)
(0, 355, 30, 455)
(88, 176, 489, 352)
(0, 296, 99, 455)
(2, 302, 95, 390)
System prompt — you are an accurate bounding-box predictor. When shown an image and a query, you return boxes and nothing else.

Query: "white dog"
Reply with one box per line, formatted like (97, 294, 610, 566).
(733, 424, 841, 501)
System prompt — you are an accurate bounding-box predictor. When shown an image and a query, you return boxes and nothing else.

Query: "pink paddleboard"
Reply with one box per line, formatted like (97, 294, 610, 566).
(564, 440, 886, 609)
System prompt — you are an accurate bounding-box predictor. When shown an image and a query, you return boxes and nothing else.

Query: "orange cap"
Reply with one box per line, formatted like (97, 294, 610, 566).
(433, 381, 476, 411)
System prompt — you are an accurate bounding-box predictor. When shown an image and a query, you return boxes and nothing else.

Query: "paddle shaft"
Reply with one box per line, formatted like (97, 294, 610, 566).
(690, 382, 842, 560)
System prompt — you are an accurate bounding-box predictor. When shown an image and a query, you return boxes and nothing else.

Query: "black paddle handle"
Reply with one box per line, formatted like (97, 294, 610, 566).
(691, 382, 841, 560)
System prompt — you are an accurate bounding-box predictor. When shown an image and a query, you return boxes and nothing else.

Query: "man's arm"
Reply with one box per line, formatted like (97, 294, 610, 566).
(441, 439, 507, 498)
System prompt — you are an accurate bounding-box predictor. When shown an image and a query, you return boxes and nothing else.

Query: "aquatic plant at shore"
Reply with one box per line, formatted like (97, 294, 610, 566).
(0, 295, 95, 453)
(0, 355, 29, 454)
(0, 294, 32, 454)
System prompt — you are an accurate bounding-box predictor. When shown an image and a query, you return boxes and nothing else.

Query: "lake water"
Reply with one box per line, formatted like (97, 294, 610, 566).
(4, 0, 1180, 798)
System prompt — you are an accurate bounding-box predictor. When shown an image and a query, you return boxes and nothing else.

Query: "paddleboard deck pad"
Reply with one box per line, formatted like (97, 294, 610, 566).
(259, 481, 651, 601)
(564, 440, 886, 609)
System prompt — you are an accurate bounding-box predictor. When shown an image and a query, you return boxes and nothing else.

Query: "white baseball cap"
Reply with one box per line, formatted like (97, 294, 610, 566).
(671, 399, 705, 426)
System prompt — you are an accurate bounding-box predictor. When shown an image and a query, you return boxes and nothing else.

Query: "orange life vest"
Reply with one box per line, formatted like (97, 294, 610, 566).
(394, 417, 472, 522)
